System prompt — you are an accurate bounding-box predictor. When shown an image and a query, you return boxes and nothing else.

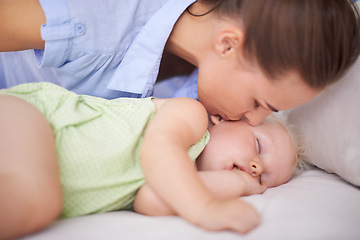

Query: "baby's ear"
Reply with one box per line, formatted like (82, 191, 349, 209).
(210, 115, 224, 125)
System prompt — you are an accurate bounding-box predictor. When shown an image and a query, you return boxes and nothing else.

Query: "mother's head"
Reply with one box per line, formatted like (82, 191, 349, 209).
(192, 0, 360, 125)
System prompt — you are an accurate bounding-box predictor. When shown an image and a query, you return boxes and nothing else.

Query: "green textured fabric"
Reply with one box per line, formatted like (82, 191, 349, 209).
(0, 83, 210, 218)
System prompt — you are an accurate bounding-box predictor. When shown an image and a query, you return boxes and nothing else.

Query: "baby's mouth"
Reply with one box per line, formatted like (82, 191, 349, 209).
(232, 164, 246, 172)
(232, 164, 251, 175)
(233, 164, 241, 171)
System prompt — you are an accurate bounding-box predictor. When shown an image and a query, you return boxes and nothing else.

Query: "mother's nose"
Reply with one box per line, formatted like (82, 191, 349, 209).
(244, 107, 273, 126)
(249, 160, 263, 177)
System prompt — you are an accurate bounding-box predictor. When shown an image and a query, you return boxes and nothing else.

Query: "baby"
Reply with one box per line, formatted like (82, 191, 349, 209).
(135, 114, 302, 216)
(0, 83, 304, 239)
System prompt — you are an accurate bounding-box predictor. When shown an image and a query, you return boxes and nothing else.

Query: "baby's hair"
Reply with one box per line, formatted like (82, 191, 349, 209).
(191, 0, 360, 89)
(270, 113, 313, 177)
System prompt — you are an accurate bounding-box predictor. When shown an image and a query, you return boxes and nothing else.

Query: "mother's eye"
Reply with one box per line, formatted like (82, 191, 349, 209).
(254, 100, 260, 109)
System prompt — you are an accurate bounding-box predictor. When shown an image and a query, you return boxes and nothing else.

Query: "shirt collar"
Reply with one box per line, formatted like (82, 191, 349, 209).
(107, 0, 196, 97)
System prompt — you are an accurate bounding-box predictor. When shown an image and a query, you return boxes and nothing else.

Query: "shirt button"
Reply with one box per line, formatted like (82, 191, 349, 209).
(75, 23, 86, 35)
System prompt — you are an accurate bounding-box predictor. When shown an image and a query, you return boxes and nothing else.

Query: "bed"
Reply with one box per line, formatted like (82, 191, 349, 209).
(21, 49, 360, 240)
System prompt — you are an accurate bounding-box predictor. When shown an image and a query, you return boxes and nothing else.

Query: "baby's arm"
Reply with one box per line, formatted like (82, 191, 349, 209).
(134, 169, 266, 216)
(0, 0, 45, 51)
(139, 98, 263, 233)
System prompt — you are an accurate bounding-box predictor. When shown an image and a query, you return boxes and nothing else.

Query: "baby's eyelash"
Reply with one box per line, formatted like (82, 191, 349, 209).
(256, 138, 262, 155)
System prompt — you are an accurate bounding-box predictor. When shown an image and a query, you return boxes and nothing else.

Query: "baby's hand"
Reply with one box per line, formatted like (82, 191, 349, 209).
(232, 169, 267, 196)
(193, 198, 261, 234)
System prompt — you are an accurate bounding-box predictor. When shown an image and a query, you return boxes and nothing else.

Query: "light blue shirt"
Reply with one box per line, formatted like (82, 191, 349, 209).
(153, 69, 198, 100)
(0, 0, 197, 99)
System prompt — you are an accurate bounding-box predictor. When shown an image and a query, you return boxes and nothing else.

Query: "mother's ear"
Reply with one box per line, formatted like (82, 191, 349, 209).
(214, 25, 244, 57)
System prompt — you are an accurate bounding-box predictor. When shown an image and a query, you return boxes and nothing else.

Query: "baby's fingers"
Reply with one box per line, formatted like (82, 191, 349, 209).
(259, 183, 267, 194)
(198, 199, 261, 234)
(244, 176, 267, 195)
(225, 200, 261, 234)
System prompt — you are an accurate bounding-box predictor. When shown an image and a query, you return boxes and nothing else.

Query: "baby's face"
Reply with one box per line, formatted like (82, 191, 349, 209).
(196, 117, 296, 188)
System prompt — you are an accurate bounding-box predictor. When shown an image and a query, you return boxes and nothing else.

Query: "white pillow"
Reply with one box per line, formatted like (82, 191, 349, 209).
(284, 57, 360, 186)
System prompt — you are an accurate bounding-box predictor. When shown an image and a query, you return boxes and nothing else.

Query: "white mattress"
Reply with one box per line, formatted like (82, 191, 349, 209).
(21, 167, 360, 240)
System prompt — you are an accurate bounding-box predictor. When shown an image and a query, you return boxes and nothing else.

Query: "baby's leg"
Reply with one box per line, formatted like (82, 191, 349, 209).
(0, 95, 62, 239)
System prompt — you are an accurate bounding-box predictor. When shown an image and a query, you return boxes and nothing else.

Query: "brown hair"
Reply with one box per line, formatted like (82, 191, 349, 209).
(192, 0, 360, 89)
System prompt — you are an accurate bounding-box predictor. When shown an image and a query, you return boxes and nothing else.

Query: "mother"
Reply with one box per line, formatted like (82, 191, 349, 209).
(0, 0, 359, 125)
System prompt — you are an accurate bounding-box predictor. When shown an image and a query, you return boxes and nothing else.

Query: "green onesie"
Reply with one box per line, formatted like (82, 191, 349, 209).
(0, 83, 210, 218)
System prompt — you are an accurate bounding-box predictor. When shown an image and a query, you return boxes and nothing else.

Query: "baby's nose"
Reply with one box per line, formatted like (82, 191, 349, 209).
(249, 160, 263, 177)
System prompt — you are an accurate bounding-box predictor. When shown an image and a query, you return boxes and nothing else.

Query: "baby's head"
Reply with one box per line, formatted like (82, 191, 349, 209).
(197, 115, 306, 188)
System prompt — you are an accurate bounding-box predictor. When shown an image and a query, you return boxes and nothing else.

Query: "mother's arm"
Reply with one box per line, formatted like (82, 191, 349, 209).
(0, 0, 45, 51)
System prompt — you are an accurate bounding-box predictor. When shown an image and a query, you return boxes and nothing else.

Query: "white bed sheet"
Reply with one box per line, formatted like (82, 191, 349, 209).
(21, 167, 360, 240)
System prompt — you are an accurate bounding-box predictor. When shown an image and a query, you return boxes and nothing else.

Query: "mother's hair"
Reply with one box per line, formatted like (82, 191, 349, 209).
(192, 0, 360, 89)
